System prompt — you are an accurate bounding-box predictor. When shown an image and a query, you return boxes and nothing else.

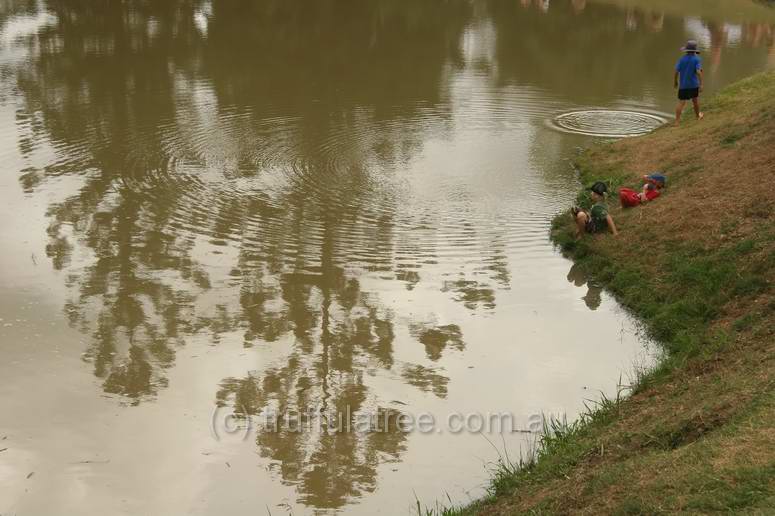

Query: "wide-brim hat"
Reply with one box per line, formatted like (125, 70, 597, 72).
(681, 40, 701, 53)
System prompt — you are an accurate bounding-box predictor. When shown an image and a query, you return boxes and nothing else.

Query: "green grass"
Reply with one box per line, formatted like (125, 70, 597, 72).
(418, 71, 775, 515)
(551, 231, 769, 359)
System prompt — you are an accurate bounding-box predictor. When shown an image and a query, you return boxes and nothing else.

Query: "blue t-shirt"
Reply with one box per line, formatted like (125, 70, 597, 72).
(675, 54, 702, 90)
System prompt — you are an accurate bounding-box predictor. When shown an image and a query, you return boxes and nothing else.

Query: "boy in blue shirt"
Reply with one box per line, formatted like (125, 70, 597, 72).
(674, 40, 704, 125)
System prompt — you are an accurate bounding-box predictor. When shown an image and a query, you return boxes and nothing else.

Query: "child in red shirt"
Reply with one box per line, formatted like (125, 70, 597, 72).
(619, 174, 666, 207)
(639, 174, 665, 203)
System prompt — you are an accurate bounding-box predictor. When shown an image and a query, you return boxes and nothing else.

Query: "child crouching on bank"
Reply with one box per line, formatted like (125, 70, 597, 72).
(571, 181, 619, 239)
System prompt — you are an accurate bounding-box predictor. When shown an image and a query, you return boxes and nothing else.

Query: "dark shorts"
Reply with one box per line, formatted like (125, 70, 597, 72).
(678, 87, 699, 100)
(573, 207, 606, 234)
(585, 218, 606, 234)
(584, 215, 608, 233)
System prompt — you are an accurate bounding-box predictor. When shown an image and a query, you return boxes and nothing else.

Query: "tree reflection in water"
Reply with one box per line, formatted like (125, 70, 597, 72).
(7, 0, 489, 508)
(8, 0, 774, 509)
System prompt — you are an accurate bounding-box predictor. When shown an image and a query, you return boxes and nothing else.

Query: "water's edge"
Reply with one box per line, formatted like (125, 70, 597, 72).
(443, 69, 775, 515)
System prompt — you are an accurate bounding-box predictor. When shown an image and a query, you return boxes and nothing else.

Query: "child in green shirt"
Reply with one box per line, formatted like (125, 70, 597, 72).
(571, 182, 619, 238)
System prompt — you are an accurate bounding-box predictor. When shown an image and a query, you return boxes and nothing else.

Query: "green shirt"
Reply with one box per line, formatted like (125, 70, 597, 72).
(590, 202, 609, 228)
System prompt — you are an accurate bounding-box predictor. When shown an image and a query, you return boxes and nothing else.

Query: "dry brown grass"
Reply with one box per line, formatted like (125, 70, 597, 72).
(466, 71, 775, 515)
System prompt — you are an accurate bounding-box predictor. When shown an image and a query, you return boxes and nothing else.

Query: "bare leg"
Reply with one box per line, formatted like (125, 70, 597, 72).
(574, 211, 588, 239)
(675, 100, 687, 125)
(692, 97, 703, 119)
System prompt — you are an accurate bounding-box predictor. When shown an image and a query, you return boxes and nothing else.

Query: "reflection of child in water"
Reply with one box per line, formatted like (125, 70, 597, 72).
(567, 264, 603, 311)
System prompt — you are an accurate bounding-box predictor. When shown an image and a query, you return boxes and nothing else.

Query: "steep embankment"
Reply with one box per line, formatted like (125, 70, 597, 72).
(459, 71, 775, 514)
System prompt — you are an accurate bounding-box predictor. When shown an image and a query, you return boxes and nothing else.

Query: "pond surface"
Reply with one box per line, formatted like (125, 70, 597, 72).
(0, 0, 773, 514)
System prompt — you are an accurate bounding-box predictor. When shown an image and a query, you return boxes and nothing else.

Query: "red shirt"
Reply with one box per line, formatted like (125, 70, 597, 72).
(644, 188, 661, 201)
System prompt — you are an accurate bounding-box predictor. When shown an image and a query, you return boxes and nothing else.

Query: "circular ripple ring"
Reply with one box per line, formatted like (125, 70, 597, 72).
(550, 110, 668, 138)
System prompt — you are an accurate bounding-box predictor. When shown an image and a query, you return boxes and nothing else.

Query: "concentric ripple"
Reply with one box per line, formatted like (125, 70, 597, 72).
(550, 109, 668, 138)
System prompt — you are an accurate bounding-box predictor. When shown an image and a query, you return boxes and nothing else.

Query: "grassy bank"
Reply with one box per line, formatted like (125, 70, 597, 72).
(436, 71, 775, 514)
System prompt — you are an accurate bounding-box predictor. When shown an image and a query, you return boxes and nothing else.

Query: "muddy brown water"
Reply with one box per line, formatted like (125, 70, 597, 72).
(0, 1, 773, 514)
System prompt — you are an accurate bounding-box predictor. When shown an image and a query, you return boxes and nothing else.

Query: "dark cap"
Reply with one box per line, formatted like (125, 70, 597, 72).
(589, 181, 608, 196)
